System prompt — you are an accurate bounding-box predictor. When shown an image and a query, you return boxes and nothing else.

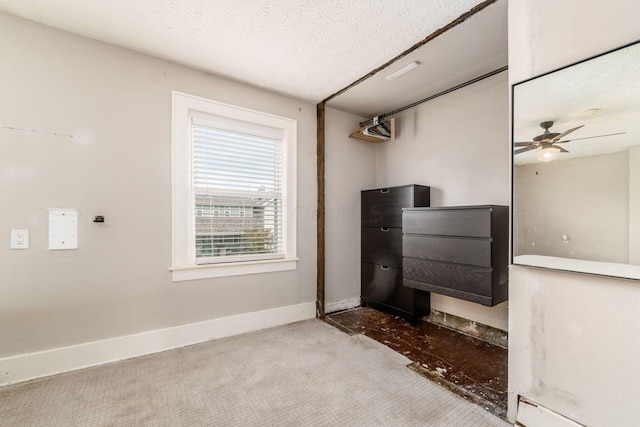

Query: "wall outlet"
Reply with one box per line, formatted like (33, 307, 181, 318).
(10, 229, 29, 249)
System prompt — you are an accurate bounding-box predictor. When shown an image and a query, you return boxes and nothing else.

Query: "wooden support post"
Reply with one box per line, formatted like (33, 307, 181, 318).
(316, 102, 326, 318)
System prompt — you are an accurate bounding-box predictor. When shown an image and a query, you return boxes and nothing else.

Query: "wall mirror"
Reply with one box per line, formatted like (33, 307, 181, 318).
(512, 40, 640, 280)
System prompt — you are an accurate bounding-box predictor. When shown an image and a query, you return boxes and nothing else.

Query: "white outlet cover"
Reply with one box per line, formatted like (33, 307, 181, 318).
(10, 229, 29, 249)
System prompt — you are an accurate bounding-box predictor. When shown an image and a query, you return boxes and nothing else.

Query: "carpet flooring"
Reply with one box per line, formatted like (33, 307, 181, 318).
(0, 319, 510, 426)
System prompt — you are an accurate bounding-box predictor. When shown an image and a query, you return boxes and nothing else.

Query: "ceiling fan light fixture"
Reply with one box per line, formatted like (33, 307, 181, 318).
(536, 146, 561, 162)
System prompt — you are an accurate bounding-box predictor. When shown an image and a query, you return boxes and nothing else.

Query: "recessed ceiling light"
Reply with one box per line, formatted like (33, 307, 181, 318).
(385, 61, 421, 80)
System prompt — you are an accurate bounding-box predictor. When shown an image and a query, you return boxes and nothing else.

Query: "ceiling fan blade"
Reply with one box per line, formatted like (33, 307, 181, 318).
(515, 146, 536, 155)
(550, 125, 584, 142)
(555, 145, 569, 153)
(555, 131, 627, 143)
(514, 142, 533, 147)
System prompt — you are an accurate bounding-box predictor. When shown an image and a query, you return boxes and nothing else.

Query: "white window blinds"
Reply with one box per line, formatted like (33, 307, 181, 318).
(191, 117, 285, 264)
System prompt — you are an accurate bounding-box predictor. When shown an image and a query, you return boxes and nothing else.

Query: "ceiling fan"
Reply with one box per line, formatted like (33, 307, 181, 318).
(514, 121, 625, 161)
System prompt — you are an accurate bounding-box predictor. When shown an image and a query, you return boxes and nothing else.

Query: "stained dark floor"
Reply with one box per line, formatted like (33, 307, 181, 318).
(326, 307, 508, 418)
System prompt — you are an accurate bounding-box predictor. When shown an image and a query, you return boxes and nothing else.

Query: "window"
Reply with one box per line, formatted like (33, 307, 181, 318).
(171, 92, 297, 281)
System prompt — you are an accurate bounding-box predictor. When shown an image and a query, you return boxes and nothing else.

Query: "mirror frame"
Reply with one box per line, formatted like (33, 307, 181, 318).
(510, 39, 640, 281)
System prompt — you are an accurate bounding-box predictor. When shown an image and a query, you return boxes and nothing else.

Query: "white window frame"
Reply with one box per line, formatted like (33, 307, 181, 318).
(170, 91, 297, 281)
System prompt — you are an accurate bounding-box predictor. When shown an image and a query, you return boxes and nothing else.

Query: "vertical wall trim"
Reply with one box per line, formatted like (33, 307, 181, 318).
(316, 102, 326, 318)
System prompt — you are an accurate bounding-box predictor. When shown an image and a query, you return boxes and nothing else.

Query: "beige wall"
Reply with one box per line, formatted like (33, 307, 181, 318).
(374, 72, 510, 331)
(630, 146, 640, 264)
(324, 108, 376, 308)
(508, 0, 640, 425)
(514, 151, 630, 263)
(0, 13, 317, 357)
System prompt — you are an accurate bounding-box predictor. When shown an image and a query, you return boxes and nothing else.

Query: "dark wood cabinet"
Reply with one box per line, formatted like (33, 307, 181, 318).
(362, 185, 429, 227)
(361, 227, 403, 268)
(402, 205, 509, 306)
(361, 185, 431, 322)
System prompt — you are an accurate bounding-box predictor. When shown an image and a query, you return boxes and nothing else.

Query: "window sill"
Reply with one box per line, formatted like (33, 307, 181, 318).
(169, 257, 298, 281)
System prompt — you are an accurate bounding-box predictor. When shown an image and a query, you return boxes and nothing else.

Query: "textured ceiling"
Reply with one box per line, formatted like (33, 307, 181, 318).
(0, 0, 487, 103)
(328, 0, 507, 117)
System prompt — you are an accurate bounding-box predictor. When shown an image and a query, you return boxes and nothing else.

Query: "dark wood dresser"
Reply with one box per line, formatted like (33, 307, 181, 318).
(361, 184, 431, 322)
(402, 205, 509, 306)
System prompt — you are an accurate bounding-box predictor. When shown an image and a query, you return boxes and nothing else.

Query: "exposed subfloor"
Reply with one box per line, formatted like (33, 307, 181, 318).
(326, 307, 508, 419)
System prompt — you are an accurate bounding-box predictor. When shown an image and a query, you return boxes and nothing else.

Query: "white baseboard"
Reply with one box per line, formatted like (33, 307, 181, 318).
(517, 396, 585, 427)
(325, 296, 361, 314)
(0, 301, 316, 387)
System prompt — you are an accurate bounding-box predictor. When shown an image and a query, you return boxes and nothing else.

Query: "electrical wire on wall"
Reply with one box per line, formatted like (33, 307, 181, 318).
(1, 125, 73, 139)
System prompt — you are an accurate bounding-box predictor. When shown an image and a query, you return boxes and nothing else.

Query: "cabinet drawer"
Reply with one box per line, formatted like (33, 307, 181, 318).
(362, 186, 427, 227)
(361, 262, 416, 313)
(403, 207, 491, 237)
(361, 227, 402, 268)
(403, 235, 491, 267)
(403, 257, 492, 297)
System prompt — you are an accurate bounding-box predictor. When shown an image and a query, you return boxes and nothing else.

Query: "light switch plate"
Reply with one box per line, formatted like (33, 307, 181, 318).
(11, 229, 29, 249)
